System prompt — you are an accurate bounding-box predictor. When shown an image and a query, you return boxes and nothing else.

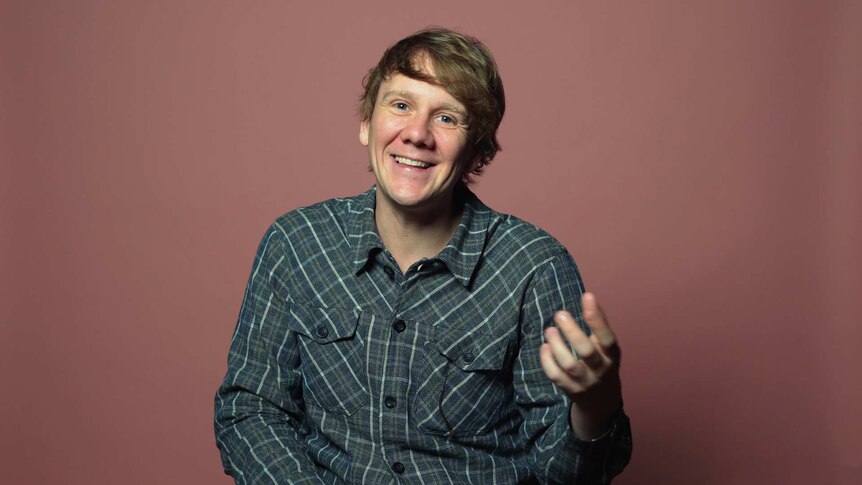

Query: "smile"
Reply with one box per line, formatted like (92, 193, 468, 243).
(393, 155, 432, 168)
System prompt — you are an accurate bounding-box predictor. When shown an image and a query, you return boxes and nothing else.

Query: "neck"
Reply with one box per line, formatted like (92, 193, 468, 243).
(374, 188, 464, 273)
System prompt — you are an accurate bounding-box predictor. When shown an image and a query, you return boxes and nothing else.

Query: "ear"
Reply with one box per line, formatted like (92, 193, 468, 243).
(359, 120, 369, 146)
(459, 148, 480, 175)
(462, 157, 479, 178)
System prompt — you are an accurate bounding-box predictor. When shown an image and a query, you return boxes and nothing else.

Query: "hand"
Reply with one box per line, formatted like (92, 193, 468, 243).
(539, 292, 623, 439)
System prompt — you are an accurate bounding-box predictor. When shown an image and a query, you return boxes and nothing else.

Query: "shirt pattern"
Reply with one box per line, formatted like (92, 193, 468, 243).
(215, 186, 632, 484)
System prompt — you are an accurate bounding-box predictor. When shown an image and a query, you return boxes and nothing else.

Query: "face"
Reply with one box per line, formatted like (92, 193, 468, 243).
(359, 67, 473, 217)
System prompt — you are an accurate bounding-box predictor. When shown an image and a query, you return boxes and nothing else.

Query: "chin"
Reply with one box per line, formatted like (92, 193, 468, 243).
(391, 194, 430, 209)
(388, 189, 439, 210)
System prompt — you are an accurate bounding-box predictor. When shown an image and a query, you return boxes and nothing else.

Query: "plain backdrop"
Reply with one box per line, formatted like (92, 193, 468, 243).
(2, 1, 860, 483)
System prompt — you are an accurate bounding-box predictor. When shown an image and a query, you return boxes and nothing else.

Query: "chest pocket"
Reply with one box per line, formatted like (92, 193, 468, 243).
(412, 326, 513, 437)
(286, 303, 368, 416)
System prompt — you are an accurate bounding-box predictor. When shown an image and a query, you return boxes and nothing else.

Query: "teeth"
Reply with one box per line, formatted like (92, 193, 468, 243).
(394, 156, 431, 168)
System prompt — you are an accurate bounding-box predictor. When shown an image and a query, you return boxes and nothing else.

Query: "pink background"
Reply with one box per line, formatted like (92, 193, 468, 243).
(2, 1, 860, 483)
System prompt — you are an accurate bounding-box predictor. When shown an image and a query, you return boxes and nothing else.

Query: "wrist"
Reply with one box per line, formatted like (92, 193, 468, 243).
(568, 398, 623, 440)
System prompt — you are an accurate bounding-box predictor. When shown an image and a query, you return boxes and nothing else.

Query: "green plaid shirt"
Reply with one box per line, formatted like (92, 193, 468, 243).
(215, 186, 631, 484)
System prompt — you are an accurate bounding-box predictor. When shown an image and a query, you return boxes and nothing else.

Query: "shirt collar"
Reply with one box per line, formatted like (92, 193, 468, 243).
(349, 186, 386, 274)
(436, 187, 490, 287)
(348, 185, 492, 288)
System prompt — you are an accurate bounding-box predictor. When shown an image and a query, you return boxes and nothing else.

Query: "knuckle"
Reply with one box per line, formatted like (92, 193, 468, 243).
(577, 347, 596, 361)
(543, 367, 560, 382)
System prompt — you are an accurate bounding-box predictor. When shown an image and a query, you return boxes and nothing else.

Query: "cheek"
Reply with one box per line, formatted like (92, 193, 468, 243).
(381, 117, 405, 136)
(443, 135, 471, 162)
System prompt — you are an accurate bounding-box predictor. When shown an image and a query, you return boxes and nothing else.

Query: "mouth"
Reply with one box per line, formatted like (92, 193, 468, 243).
(392, 155, 433, 169)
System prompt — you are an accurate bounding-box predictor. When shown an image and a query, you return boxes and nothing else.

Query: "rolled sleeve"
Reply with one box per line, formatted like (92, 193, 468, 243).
(515, 250, 632, 484)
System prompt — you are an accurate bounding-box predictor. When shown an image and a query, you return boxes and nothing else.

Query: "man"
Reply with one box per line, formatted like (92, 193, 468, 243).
(215, 29, 632, 483)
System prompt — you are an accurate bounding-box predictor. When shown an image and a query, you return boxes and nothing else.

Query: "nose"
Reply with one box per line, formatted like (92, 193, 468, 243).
(400, 115, 435, 149)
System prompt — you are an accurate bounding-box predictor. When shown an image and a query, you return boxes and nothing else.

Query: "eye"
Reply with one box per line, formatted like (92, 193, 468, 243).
(393, 102, 409, 111)
(437, 114, 457, 125)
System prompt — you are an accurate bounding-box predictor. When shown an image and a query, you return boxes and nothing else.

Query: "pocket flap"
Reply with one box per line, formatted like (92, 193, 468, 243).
(287, 303, 359, 344)
(435, 330, 510, 371)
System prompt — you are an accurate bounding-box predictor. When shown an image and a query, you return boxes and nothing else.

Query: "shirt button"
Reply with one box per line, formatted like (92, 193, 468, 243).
(316, 325, 329, 338)
(392, 319, 406, 333)
(463, 352, 475, 363)
(384, 396, 397, 408)
(383, 266, 395, 280)
(391, 462, 405, 474)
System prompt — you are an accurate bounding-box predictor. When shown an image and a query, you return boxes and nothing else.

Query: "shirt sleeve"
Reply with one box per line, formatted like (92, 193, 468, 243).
(515, 250, 632, 484)
(214, 225, 326, 484)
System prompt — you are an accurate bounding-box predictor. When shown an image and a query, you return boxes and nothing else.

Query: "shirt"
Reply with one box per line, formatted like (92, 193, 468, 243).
(214, 186, 632, 484)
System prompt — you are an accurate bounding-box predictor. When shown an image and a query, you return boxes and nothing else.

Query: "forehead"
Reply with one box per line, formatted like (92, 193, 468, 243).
(377, 72, 466, 112)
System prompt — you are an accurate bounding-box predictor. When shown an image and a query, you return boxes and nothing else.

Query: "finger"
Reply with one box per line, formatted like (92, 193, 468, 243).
(554, 311, 604, 369)
(544, 326, 583, 376)
(539, 343, 584, 394)
(581, 293, 617, 350)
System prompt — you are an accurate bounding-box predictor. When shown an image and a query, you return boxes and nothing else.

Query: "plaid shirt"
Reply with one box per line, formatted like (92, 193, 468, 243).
(215, 186, 632, 484)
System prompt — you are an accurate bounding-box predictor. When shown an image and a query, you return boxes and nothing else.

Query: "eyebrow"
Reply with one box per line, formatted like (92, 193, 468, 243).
(380, 90, 466, 115)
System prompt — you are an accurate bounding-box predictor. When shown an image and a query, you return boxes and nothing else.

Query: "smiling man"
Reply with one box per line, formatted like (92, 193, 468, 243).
(215, 29, 632, 484)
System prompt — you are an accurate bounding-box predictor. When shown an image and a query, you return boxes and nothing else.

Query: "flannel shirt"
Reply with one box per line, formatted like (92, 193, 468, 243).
(215, 186, 632, 484)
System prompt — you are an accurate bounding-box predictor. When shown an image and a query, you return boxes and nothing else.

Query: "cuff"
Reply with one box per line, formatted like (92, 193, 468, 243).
(567, 404, 627, 444)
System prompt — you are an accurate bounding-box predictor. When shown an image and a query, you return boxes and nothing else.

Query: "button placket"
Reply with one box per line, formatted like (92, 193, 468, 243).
(375, 256, 411, 471)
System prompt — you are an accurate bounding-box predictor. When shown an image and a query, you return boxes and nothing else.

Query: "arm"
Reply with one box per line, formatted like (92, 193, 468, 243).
(542, 294, 623, 440)
(214, 227, 325, 484)
(516, 251, 632, 484)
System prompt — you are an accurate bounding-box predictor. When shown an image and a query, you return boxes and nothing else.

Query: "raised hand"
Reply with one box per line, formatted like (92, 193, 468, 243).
(539, 292, 623, 439)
